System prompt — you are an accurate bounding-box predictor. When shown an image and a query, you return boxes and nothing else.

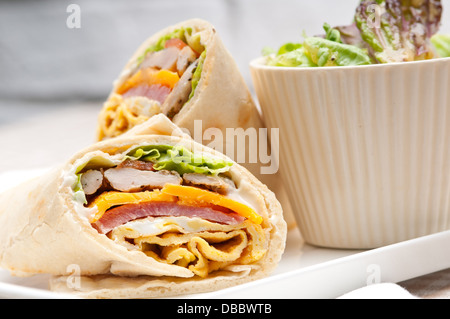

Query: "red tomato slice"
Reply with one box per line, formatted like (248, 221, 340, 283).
(164, 38, 188, 50)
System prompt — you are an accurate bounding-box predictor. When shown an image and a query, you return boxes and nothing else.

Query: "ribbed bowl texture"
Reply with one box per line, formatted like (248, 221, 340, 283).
(250, 57, 450, 249)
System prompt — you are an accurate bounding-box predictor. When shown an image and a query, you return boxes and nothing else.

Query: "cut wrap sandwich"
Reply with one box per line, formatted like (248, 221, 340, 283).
(96, 18, 296, 228)
(0, 115, 286, 298)
(97, 18, 261, 142)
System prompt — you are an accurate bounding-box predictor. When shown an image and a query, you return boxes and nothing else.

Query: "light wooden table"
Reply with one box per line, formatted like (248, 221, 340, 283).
(0, 101, 448, 299)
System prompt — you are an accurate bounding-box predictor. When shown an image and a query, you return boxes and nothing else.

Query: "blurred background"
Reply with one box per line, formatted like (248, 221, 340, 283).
(0, 0, 367, 103)
(0, 0, 449, 171)
(1, 1, 450, 297)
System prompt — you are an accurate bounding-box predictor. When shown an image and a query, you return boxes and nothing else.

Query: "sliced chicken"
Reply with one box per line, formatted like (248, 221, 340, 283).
(182, 173, 235, 195)
(177, 46, 198, 75)
(104, 167, 182, 192)
(161, 60, 198, 118)
(81, 170, 104, 195)
(139, 47, 180, 72)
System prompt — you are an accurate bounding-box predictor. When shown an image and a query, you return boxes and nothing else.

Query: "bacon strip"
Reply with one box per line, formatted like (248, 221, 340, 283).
(93, 202, 246, 234)
(117, 159, 154, 171)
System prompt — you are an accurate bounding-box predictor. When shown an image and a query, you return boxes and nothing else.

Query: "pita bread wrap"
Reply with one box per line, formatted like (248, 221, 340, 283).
(97, 18, 261, 142)
(0, 115, 286, 298)
(96, 18, 296, 228)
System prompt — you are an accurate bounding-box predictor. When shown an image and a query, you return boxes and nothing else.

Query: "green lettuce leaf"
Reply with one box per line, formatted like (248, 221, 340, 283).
(73, 173, 87, 204)
(323, 23, 342, 43)
(125, 146, 167, 162)
(303, 37, 372, 67)
(431, 34, 450, 58)
(266, 24, 371, 67)
(126, 144, 232, 176)
(184, 27, 205, 54)
(266, 45, 317, 68)
(187, 50, 206, 101)
(305, 23, 371, 67)
(276, 43, 303, 55)
(264, 40, 313, 67)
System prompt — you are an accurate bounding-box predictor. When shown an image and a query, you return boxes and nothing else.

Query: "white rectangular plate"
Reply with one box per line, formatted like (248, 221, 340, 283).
(1, 170, 449, 299)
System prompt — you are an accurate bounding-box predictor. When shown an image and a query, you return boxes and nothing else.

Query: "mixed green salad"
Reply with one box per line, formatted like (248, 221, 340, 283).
(264, 0, 450, 67)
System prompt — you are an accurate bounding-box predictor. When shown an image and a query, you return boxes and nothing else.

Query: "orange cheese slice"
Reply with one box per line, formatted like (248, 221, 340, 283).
(117, 68, 180, 94)
(161, 184, 263, 225)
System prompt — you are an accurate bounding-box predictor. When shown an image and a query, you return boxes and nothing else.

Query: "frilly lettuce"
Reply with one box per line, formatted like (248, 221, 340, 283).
(354, 0, 443, 63)
(126, 144, 233, 176)
(265, 0, 445, 67)
(265, 23, 372, 67)
(265, 45, 316, 67)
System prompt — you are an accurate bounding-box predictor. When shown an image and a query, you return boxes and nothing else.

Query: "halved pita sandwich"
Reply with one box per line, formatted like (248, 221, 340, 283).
(0, 115, 286, 298)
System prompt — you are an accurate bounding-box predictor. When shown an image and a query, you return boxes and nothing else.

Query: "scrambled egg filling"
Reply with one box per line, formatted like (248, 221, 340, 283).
(90, 185, 267, 278)
(97, 93, 161, 140)
(110, 217, 267, 278)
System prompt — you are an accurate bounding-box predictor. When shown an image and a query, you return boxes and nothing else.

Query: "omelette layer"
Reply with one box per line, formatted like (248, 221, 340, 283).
(110, 217, 266, 278)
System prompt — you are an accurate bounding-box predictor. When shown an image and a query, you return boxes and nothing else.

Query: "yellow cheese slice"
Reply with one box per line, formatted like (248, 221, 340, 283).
(117, 68, 180, 94)
(161, 184, 263, 225)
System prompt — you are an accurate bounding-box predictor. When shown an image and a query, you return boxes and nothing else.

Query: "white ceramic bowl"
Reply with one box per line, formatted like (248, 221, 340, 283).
(250, 57, 450, 249)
